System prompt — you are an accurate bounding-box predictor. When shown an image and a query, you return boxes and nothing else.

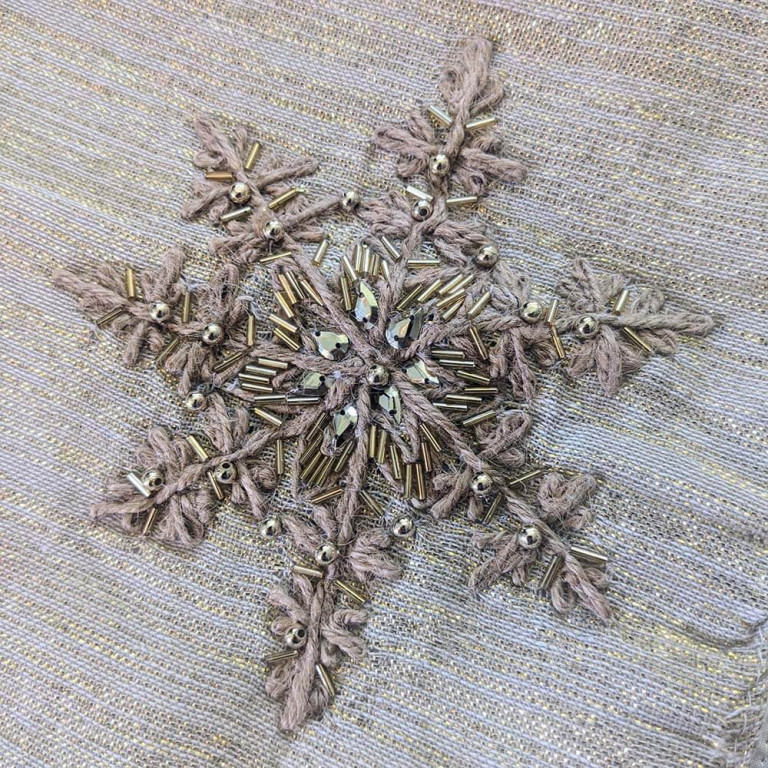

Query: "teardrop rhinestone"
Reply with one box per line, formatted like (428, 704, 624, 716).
(377, 385, 402, 424)
(386, 308, 424, 350)
(353, 280, 379, 329)
(404, 359, 440, 386)
(331, 403, 358, 446)
(298, 371, 328, 395)
(314, 330, 350, 361)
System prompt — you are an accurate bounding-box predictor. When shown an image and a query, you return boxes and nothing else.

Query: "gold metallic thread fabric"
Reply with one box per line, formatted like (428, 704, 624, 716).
(1, 1, 766, 765)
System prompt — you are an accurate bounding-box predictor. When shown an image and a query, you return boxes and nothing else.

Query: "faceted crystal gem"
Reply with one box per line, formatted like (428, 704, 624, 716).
(314, 330, 350, 361)
(404, 359, 440, 386)
(353, 280, 379, 329)
(299, 371, 328, 395)
(386, 308, 424, 350)
(378, 384, 402, 424)
(331, 403, 358, 446)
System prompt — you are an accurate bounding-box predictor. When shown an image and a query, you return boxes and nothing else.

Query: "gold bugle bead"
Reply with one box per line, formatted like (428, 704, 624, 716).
(482, 494, 503, 524)
(449, 274, 474, 294)
(259, 251, 292, 265)
(446, 195, 478, 208)
(240, 382, 273, 393)
(308, 411, 330, 436)
(464, 386, 498, 396)
(435, 289, 466, 309)
(268, 187, 302, 210)
(186, 435, 209, 461)
(439, 358, 476, 369)
(141, 506, 158, 536)
(376, 428, 388, 464)
(468, 291, 492, 319)
(407, 258, 441, 269)
(298, 277, 322, 305)
(204, 170, 235, 182)
(551, 327, 566, 360)
(419, 423, 442, 453)
(380, 259, 391, 281)
(244, 140, 262, 171)
(445, 393, 483, 404)
(367, 425, 377, 459)
(465, 115, 498, 132)
(396, 284, 423, 311)
(389, 443, 403, 480)
(509, 468, 547, 488)
(462, 409, 496, 427)
(249, 394, 285, 403)
(207, 471, 225, 501)
(285, 270, 304, 301)
(299, 434, 322, 464)
(245, 364, 279, 377)
(340, 274, 353, 311)
(309, 455, 334, 486)
(293, 564, 324, 579)
(278, 274, 297, 304)
(432, 348, 465, 359)
(622, 327, 653, 354)
(613, 288, 631, 315)
(405, 185, 433, 202)
(213, 351, 244, 373)
(285, 395, 322, 405)
(353, 243, 363, 272)
(155, 336, 180, 368)
(342, 254, 358, 282)
(253, 407, 283, 427)
(270, 313, 298, 335)
(316, 663, 336, 698)
(181, 292, 193, 324)
(333, 440, 355, 473)
(360, 490, 383, 514)
(313, 237, 330, 266)
(264, 650, 298, 666)
(414, 462, 427, 500)
(95, 307, 124, 328)
(273, 328, 300, 352)
(403, 463, 413, 498)
(419, 441, 432, 473)
(539, 555, 564, 591)
(300, 450, 324, 480)
(335, 580, 367, 605)
(126, 471, 150, 498)
(417, 279, 443, 303)
(434, 401, 468, 411)
(361, 245, 372, 276)
(370, 252, 380, 278)
(469, 325, 488, 361)
(257, 357, 289, 371)
(274, 291, 295, 319)
(442, 296, 464, 320)
(570, 545, 608, 569)
(380, 235, 402, 261)
(457, 370, 491, 385)
(311, 486, 343, 503)
(239, 373, 271, 384)
(124, 267, 137, 300)
(545, 298, 559, 326)
(246, 315, 256, 346)
(221, 206, 252, 224)
(428, 105, 453, 127)
(438, 274, 464, 296)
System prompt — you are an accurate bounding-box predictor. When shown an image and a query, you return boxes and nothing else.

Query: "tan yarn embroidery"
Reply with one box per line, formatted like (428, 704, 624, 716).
(54, 37, 716, 731)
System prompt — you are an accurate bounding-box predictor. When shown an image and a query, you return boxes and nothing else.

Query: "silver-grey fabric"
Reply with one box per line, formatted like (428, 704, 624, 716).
(1, 1, 766, 765)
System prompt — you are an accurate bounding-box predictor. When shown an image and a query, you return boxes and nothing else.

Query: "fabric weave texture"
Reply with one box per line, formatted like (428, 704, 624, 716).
(0, 1, 766, 766)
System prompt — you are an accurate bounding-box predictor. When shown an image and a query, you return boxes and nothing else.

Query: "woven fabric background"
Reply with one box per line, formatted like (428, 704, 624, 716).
(1, 1, 766, 766)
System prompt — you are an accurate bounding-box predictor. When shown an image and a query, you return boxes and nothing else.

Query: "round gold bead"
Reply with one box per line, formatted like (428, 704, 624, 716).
(366, 364, 389, 387)
(259, 516, 282, 539)
(262, 219, 284, 241)
(314, 542, 339, 566)
(341, 190, 361, 213)
(184, 391, 207, 413)
(519, 301, 544, 324)
(517, 525, 542, 550)
(213, 460, 237, 485)
(141, 469, 164, 493)
(284, 625, 307, 649)
(429, 153, 450, 177)
(576, 315, 600, 339)
(475, 245, 499, 268)
(149, 301, 171, 323)
(470, 472, 493, 497)
(391, 516, 415, 539)
(411, 199, 433, 221)
(228, 181, 251, 205)
(201, 323, 224, 345)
